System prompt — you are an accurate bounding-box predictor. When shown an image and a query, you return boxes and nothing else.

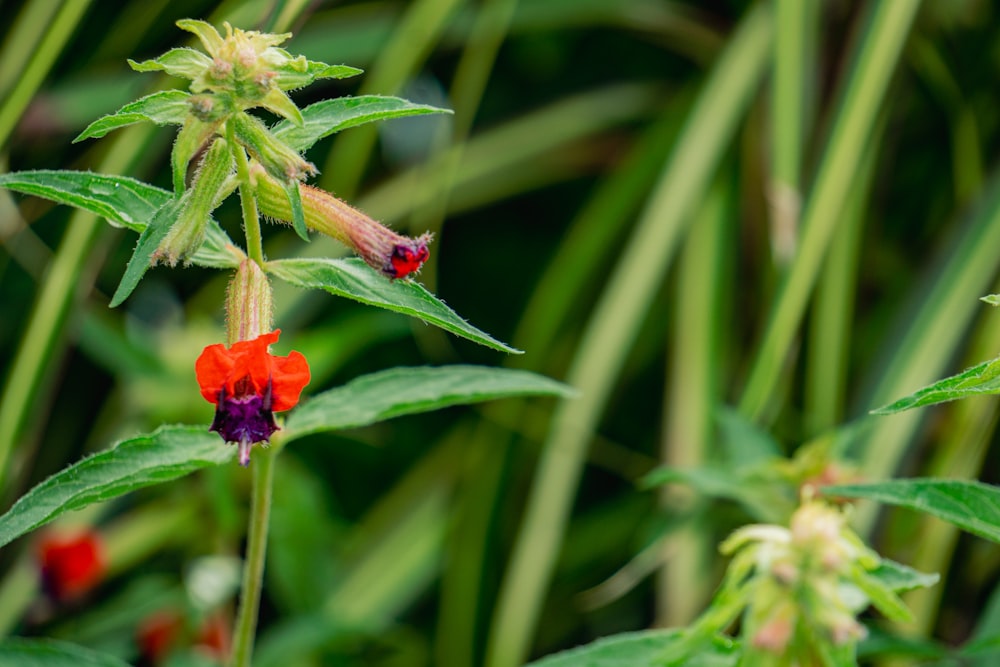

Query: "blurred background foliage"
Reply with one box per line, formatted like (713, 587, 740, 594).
(4, 0, 1000, 665)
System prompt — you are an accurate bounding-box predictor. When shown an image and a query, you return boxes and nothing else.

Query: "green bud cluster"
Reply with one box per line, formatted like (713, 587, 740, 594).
(683, 501, 917, 666)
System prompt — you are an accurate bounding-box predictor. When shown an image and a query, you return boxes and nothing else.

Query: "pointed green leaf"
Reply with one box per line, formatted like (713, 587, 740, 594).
(175, 19, 226, 54)
(869, 558, 940, 593)
(284, 365, 573, 441)
(525, 630, 738, 667)
(0, 638, 132, 667)
(0, 425, 233, 550)
(260, 87, 304, 126)
(851, 565, 914, 623)
(128, 48, 212, 80)
(274, 58, 362, 90)
(272, 95, 452, 152)
(825, 479, 1000, 543)
(74, 90, 191, 142)
(267, 257, 520, 353)
(283, 178, 309, 241)
(109, 195, 186, 307)
(871, 356, 1000, 414)
(0, 170, 165, 232)
(981, 294, 1000, 306)
(0, 170, 241, 270)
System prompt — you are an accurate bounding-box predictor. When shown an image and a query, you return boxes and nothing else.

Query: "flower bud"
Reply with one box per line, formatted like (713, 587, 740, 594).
(154, 137, 233, 266)
(229, 111, 315, 183)
(226, 259, 273, 345)
(251, 166, 432, 279)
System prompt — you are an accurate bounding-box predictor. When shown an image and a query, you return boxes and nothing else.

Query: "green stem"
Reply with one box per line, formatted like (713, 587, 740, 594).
(229, 444, 276, 667)
(228, 125, 264, 266)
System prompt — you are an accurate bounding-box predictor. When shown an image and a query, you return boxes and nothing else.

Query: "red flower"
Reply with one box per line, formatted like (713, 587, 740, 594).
(195, 329, 309, 465)
(38, 529, 106, 602)
(136, 610, 184, 664)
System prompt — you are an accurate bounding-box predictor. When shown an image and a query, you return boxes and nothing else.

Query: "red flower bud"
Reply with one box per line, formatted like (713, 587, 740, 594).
(251, 166, 432, 279)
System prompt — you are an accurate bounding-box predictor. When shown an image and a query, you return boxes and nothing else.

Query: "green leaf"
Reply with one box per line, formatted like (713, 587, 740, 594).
(74, 90, 191, 142)
(869, 558, 940, 593)
(825, 479, 1000, 543)
(0, 425, 233, 549)
(639, 465, 790, 524)
(128, 47, 212, 80)
(274, 58, 362, 90)
(284, 365, 573, 441)
(524, 630, 738, 667)
(0, 170, 165, 232)
(267, 257, 520, 353)
(283, 177, 309, 241)
(982, 294, 1000, 306)
(110, 195, 186, 307)
(0, 170, 241, 270)
(272, 95, 453, 152)
(851, 564, 914, 623)
(0, 638, 131, 667)
(871, 356, 1000, 414)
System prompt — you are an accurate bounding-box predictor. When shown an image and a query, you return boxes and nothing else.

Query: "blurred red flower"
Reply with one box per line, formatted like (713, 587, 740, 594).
(37, 529, 105, 602)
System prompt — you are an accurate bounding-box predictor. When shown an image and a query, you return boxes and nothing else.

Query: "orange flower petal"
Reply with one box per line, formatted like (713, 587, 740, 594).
(270, 350, 310, 411)
(195, 343, 236, 404)
(195, 330, 308, 411)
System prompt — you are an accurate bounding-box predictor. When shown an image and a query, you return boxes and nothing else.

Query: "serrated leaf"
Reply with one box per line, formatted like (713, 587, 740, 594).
(524, 629, 738, 667)
(871, 356, 1000, 414)
(74, 90, 191, 142)
(0, 638, 132, 667)
(0, 425, 233, 550)
(267, 257, 520, 353)
(0, 170, 241, 269)
(272, 95, 452, 152)
(110, 195, 186, 307)
(284, 365, 573, 441)
(825, 479, 1000, 543)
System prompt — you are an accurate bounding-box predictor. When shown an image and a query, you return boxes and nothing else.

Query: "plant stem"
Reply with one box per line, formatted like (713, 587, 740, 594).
(228, 125, 265, 266)
(229, 444, 276, 667)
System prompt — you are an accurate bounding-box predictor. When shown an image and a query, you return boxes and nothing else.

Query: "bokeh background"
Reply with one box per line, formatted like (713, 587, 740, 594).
(3, 0, 1000, 665)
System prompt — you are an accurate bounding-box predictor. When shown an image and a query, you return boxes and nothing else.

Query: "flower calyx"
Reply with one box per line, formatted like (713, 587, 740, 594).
(154, 137, 234, 266)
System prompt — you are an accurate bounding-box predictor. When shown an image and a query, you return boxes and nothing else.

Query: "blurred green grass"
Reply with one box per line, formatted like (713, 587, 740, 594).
(3, 0, 1000, 665)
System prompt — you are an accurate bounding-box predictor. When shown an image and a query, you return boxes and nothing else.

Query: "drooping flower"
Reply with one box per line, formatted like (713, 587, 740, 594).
(37, 529, 106, 602)
(250, 165, 433, 279)
(195, 329, 309, 465)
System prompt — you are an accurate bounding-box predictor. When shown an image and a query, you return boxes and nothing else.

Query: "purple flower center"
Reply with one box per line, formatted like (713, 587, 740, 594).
(209, 378, 278, 466)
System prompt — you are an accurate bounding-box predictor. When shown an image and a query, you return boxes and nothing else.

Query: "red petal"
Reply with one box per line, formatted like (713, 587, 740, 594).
(195, 343, 235, 404)
(270, 350, 310, 411)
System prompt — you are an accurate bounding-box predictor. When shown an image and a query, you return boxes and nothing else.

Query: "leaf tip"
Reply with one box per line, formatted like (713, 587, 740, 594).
(982, 294, 1000, 306)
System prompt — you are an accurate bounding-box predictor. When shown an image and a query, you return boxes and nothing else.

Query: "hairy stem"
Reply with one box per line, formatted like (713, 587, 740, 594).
(229, 444, 276, 667)
(228, 123, 264, 266)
